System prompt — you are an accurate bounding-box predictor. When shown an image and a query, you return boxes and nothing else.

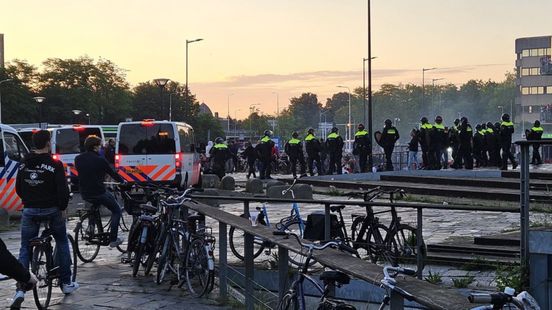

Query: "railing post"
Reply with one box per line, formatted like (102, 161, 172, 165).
(219, 222, 228, 301)
(278, 246, 289, 300)
(389, 290, 405, 310)
(244, 200, 250, 217)
(416, 207, 424, 279)
(520, 143, 530, 271)
(244, 232, 254, 310)
(324, 203, 331, 241)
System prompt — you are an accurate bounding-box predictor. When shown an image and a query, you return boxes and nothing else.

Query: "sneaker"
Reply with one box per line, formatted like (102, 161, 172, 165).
(109, 238, 123, 248)
(10, 290, 25, 309)
(61, 282, 80, 294)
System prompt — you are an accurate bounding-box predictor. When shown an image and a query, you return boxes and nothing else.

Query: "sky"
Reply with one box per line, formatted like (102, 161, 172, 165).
(2, 0, 552, 119)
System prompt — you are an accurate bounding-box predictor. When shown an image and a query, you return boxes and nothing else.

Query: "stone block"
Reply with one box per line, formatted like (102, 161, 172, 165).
(265, 180, 284, 190)
(220, 175, 236, 191)
(246, 178, 264, 194)
(202, 174, 220, 189)
(266, 184, 313, 200)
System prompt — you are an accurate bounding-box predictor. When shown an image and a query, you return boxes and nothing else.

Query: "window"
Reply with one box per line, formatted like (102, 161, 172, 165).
(522, 87, 529, 95)
(55, 128, 102, 154)
(547, 86, 552, 94)
(4, 132, 28, 162)
(522, 68, 529, 76)
(178, 125, 195, 153)
(531, 67, 540, 75)
(522, 49, 530, 57)
(520, 67, 543, 76)
(521, 48, 551, 58)
(118, 123, 176, 155)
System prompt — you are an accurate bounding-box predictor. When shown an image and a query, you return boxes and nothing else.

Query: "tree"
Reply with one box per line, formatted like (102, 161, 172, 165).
(0, 62, 40, 123)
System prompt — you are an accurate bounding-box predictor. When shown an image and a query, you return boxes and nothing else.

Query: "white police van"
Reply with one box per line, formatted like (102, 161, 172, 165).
(0, 124, 30, 216)
(115, 120, 200, 188)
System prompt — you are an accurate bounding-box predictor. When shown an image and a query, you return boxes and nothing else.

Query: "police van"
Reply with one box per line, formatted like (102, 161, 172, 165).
(115, 120, 200, 188)
(16, 127, 40, 150)
(0, 124, 30, 216)
(49, 125, 105, 183)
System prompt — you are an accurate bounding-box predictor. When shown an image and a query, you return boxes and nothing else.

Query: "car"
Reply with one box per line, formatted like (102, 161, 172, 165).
(0, 124, 30, 216)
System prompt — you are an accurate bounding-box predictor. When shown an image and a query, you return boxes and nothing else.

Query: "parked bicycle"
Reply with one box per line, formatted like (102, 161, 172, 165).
(273, 230, 358, 310)
(29, 219, 78, 309)
(350, 187, 427, 274)
(469, 288, 540, 309)
(377, 266, 416, 309)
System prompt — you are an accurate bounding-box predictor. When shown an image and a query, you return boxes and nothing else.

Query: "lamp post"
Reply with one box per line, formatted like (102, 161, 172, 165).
(153, 78, 170, 120)
(72, 109, 82, 123)
(169, 90, 183, 122)
(234, 109, 241, 138)
(431, 78, 443, 112)
(362, 57, 377, 127)
(272, 91, 279, 136)
(498, 105, 504, 116)
(249, 103, 260, 140)
(33, 96, 46, 128)
(0, 78, 13, 123)
(422, 67, 436, 116)
(85, 113, 91, 125)
(337, 85, 352, 151)
(227, 93, 234, 135)
(367, 0, 374, 171)
(185, 38, 203, 113)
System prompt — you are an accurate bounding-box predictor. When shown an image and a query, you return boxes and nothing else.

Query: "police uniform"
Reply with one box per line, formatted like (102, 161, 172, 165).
(353, 129, 370, 172)
(431, 122, 446, 170)
(326, 131, 344, 175)
(256, 135, 275, 179)
(528, 123, 544, 165)
(210, 142, 231, 179)
(499, 120, 517, 170)
(285, 137, 307, 177)
(419, 122, 433, 169)
(381, 125, 400, 171)
(458, 120, 473, 169)
(305, 133, 322, 176)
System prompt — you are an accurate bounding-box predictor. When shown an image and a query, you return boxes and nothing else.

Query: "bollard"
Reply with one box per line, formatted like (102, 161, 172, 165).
(278, 246, 289, 300)
(244, 232, 254, 310)
(416, 207, 423, 279)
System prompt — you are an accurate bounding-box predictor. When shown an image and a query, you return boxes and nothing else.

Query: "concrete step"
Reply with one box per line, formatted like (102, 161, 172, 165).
(380, 175, 552, 191)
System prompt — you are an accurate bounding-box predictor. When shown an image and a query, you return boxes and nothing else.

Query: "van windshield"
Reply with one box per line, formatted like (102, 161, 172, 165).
(118, 123, 176, 155)
(56, 127, 102, 154)
(19, 131, 34, 150)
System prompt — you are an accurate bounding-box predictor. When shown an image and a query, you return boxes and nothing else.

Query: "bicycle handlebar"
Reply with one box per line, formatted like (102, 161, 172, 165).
(468, 292, 526, 309)
(272, 231, 358, 256)
(383, 266, 417, 279)
(281, 178, 298, 197)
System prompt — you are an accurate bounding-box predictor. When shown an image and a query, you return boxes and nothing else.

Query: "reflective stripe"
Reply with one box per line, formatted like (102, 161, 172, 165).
(327, 133, 339, 139)
(261, 136, 271, 143)
(355, 130, 368, 137)
(478, 130, 486, 135)
(501, 121, 514, 127)
(288, 138, 301, 144)
(304, 134, 316, 141)
(386, 129, 397, 134)
(532, 127, 544, 132)
(214, 143, 228, 149)
(421, 123, 433, 129)
(486, 128, 494, 134)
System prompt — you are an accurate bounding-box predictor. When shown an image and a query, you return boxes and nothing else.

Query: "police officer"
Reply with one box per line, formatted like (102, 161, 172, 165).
(494, 121, 502, 165)
(304, 128, 322, 176)
(381, 119, 400, 171)
(450, 119, 461, 169)
(473, 124, 485, 168)
(285, 131, 307, 178)
(241, 141, 258, 179)
(485, 122, 499, 167)
(419, 117, 433, 169)
(210, 137, 231, 179)
(499, 113, 517, 170)
(353, 124, 370, 172)
(256, 130, 275, 179)
(326, 127, 344, 174)
(480, 123, 488, 167)
(458, 117, 474, 169)
(529, 120, 544, 165)
(431, 116, 446, 170)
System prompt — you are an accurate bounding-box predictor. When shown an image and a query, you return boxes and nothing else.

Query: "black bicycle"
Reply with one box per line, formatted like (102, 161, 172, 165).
(29, 219, 77, 309)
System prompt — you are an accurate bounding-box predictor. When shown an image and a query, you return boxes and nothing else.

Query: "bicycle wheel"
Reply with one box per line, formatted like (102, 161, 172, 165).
(31, 244, 52, 310)
(282, 220, 314, 267)
(229, 224, 265, 261)
(391, 224, 427, 273)
(74, 214, 101, 263)
(132, 243, 144, 277)
(156, 235, 173, 285)
(277, 292, 295, 310)
(185, 238, 213, 297)
(359, 223, 393, 264)
(67, 234, 78, 282)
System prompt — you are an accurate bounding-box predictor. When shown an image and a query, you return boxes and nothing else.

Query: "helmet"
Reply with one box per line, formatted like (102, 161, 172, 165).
(215, 137, 224, 144)
(358, 124, 365, 130)
(420, 117, 428, 124)
(331, 127, 338, 133)
(308, 128, 314, 134)
(292, 131, 299, 138)
(264, 130, 273, 137)
(461, 116, 468, 123)
(435, 116, 443, 123)
(535, 120, 541, 127)
(487, 122, 494, 129)
(384, 119, 392, 126)
(495, 122, 501, 129)
(454, 118, 460, 125)
(481, 123, 487, 129)
(475, 124, 481, 130)
(501, 113, 510, 122)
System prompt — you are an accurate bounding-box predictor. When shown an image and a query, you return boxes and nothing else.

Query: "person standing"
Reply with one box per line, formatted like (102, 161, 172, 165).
(419, 117, 433, 169)
(494, 121, 502, 166)
(104, 138, 116, 167)
(407, 129, 419, 170)
(450, 119, 461, 169)
(431, 116, 446, 170)
(473, 124, 485, 168)
(13, 130, 78, 308)
(529, 120, 544, 165)
(480, 123, 489, 167)
(285, 131, 307, 178)
(485, 122, 499, 167)
(353, 124, 370, 173)
(499, 113, 517, 170)
(458, 117, 474, 169)
(241, 141, 258, 179)
(210, 137, 231, 179)
(304, 128, 322, 176)
(256, 130, 276, 179)
(381, 119, 400, 171)
(326, 127, 344, 175)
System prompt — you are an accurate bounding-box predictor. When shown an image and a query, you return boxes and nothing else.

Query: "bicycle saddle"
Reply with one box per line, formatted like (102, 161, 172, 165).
(188, 214, 205, 222)
(139, 204, 158, 213)
(330, 205, 346, 212)
(319, 271, 350, 285)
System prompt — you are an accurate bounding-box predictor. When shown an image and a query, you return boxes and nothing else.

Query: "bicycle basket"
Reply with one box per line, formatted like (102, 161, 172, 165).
(303, 213, 344, 241)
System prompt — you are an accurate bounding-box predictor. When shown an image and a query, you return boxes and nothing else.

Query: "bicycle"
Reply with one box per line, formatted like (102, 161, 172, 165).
(468, 288, 540, 309)
(350, 187, 427, 274)
(29, 218, 78, 309)
(273, 230, 358, 310)
(377, 266, 416, 309)
(229, 179, 309, 266)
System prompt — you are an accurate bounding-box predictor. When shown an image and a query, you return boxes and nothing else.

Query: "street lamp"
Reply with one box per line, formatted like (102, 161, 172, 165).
(185, 38, 203, 112)
(227, 93, 234, 135)
(33, 96, 46, 127)
(249, 103, 260, 140)
(367, 0, 374, 171)
(154, 78, 170, 120)
(432, 78, 444, 112)
(422, 67, 436, 116)
(498, 105, 504, 115)
(85, 113, 91, 125)
(337, 85, 352, 151)
(234, 109, 241, 138)
(169, 89, 183, 121)
(0, 78, 13, 123)
(362, 57, 377, 126)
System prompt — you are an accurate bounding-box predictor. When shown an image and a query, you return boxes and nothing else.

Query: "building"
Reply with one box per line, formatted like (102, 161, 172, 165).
(515, 36, 552, 133)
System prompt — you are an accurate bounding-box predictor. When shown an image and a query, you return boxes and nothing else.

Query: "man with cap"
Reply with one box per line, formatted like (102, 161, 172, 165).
(458, 117, 474, 169)
(304, 128, 322, 176)
(285, 131, 307, 178)
(256, 130, 276, 179)
(431, 116, 446, 169)
(419, 117, 433, 169)
(528, 120, 544, 165)
(499, 113, 517, 170)
(326, 127, 344, 174)
(353, 123, 370, 172)
(381, 119, 400, 171)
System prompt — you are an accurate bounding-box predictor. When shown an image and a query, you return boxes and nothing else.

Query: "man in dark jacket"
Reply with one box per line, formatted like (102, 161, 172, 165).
(528, 120, 544, 165)
(381, 119, 400, 171)
(104, 138, 116, 166)
(450, 119, 461, 168)
(75, 135, 125, 247)
(485, 122, 499, 167)
(353, 124, 370, 172)
(458, 117, 474, 169)
(326, 127, 344, 175)
(210, 137, 231, 179)
(305, 128, 322, 176)
(473, 124, 485, 168)
(419, 117, 433, 169)
(499, 113, 517, 170)
(430, 116, 446, 170)
(284, 131, 307, 178)
(1, 237, 37, 306)
(13, 130, 78, 308)
(241, 141, 258, 179)
(256, 130, 275, 179)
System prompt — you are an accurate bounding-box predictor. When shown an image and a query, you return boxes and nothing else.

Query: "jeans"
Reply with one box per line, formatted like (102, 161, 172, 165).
(82, 191, 122, 242)
(19, 207, 72, 284)
(407, 151, 419, 170)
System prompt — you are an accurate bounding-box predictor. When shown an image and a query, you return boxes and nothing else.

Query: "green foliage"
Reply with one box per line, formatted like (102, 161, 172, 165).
(424, 270, 443, 284)
(452, 275, 475, 288)
(461, 256, 495, 271)
(495, 264, 526, 292)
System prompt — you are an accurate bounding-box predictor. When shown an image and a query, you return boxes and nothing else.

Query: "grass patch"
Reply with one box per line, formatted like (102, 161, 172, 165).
(452, 275, 475, 288)
(461, 256, 495, 271)
(424, 270, 443, 284)
(495, 264, 526, 292)
(326, 186, 345, 196)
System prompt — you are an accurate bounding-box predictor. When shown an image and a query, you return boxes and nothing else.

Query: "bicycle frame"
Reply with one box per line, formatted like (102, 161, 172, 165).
(286, 271, 325, 310)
